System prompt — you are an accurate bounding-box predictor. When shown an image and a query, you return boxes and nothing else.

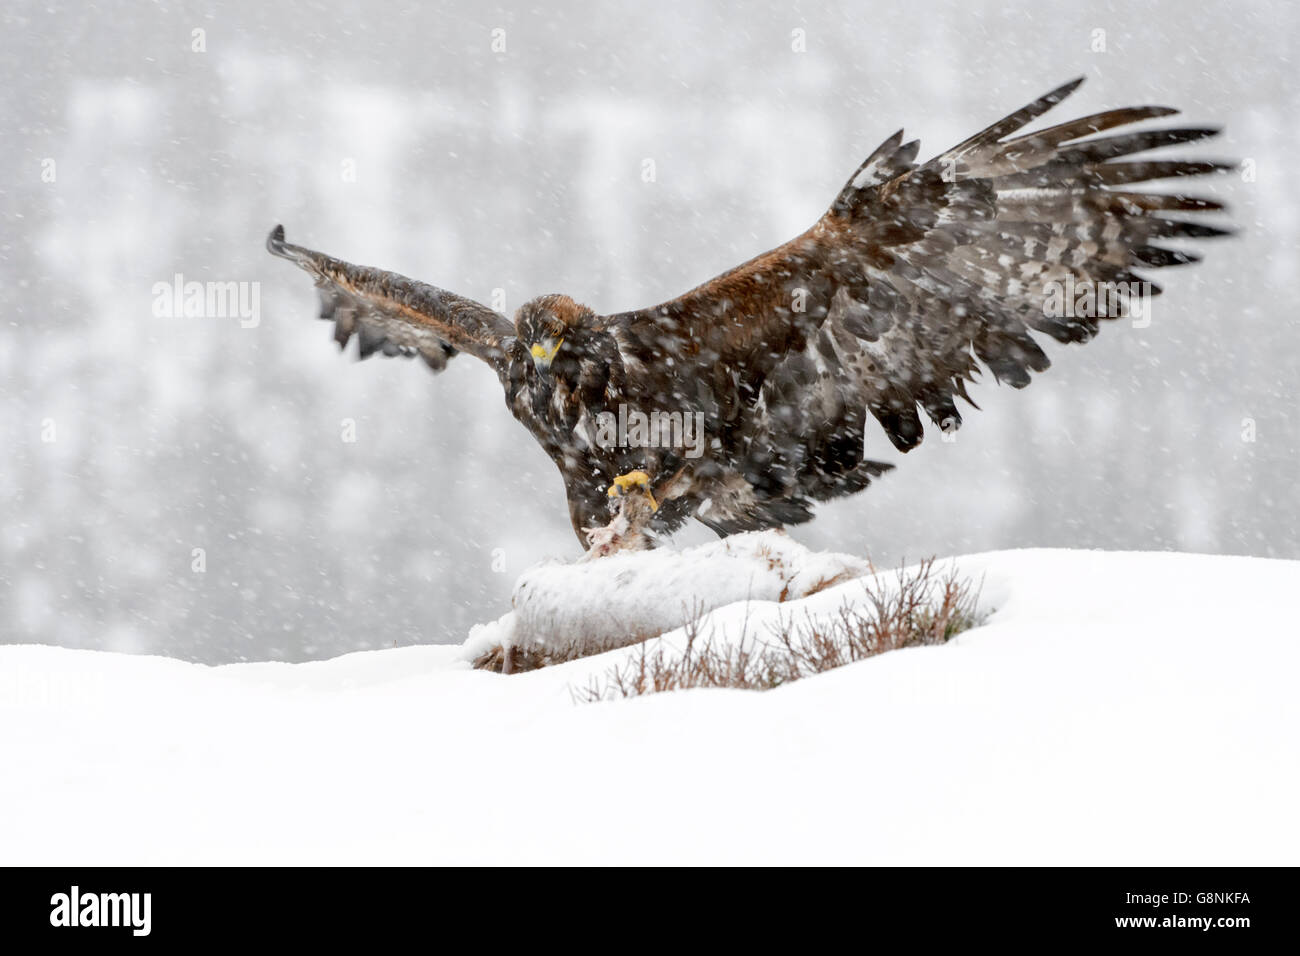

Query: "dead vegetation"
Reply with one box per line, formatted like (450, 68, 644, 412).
(573, 558, 984, 701)
(472, 629, 661, 674)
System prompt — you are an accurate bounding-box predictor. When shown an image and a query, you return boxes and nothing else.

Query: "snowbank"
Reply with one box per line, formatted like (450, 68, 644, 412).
(2, 544, 1298, 865)
(462, 530, 872, 669)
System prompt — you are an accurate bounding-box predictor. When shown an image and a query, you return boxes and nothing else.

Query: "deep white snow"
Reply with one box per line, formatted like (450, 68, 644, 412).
(2, 541, 1297, 865)
(464, 530, 873, 663)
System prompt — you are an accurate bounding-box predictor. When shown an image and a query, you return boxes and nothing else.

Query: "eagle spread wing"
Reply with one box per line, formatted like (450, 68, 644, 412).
(266, 224, 513, 372)
(269, 78, 1231, 547)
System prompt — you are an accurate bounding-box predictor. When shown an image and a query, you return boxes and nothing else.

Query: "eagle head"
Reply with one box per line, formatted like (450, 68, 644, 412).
(515, 294, 593, 372)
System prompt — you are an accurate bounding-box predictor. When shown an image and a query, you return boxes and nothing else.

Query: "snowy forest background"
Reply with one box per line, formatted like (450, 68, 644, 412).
(3, 0, 1296, 663)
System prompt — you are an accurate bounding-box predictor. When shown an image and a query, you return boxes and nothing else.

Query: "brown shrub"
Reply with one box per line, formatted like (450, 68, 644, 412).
(573, 558, 983, 701)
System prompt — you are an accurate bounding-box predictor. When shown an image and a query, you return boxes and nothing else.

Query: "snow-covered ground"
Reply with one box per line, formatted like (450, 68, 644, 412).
(2, 543, 1297, 865)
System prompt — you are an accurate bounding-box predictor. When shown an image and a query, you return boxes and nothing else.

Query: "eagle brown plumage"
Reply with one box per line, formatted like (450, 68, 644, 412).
(267, 78, 1231, 550)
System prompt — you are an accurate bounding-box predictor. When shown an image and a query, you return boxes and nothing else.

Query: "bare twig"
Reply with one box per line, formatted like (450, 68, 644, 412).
(574, 559, 986, 701)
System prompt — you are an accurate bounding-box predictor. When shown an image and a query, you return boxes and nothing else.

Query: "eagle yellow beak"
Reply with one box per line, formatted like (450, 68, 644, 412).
(529, 337, 563, 370)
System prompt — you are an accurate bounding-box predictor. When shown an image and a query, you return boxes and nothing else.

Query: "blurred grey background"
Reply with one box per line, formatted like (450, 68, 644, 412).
(3, 0, 1296, 663)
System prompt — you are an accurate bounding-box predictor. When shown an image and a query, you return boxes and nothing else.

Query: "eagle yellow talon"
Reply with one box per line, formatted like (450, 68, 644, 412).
(607, 470, 658, 511)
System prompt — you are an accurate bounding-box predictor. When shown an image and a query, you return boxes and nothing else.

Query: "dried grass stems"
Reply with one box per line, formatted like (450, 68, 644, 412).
(574, 559, 984, 701)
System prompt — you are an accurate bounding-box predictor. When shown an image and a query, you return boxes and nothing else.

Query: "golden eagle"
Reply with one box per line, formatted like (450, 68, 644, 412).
(268, 79, 1230, 551)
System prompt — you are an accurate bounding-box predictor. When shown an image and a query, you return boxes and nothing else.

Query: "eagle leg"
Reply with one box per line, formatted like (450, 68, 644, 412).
(606, 470, 659, 511)
(580, 474, 661, 559)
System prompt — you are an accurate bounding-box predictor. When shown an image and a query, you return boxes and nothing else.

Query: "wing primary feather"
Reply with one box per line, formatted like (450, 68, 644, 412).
(267, 225, 514, 375)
